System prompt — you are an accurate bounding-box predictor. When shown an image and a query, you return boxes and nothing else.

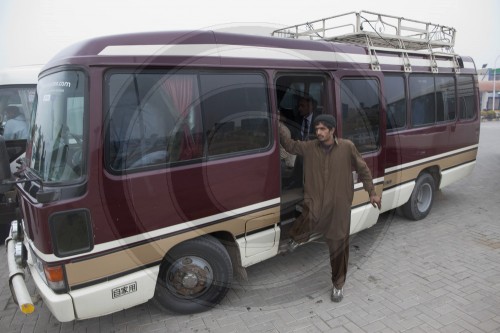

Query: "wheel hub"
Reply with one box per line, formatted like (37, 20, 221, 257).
(166, 256, 213, 298)
(181, 272, 199, 289)
(416, 183, 432, 212)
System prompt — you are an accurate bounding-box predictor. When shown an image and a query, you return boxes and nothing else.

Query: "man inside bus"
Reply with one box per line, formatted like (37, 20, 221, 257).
(285, 94, 320, 189)
(2, 105, 28, 140)
(297, 94, 319, 140)
(279, 114, 381, 303)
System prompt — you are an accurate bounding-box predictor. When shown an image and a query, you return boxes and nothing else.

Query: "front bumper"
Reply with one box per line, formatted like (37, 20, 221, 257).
(6, 237, 34, 314)
(6, 223, 159, 322)
(5, 230, 76, 322)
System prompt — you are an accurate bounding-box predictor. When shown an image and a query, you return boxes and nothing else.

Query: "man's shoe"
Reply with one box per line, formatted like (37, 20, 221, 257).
(331, 287, 343, 303)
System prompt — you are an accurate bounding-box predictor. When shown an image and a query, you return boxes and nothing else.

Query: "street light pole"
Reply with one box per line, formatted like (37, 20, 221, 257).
(493, 55, 500, 113)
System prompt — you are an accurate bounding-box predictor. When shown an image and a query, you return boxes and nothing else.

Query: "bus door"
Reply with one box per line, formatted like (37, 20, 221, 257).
(335, 71, 386, 234)
(275, 73, 329, 228)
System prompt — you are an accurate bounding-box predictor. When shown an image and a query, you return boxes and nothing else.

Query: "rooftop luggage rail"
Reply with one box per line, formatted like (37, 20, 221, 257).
(272, 10, 456, 52)
(272, 11, 459, 72)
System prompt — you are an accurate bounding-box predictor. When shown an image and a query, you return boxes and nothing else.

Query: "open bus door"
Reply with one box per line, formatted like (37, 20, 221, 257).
(335, 71, 386, 234)
(276, 73, 330, 239)
(276, 71, 386, 238)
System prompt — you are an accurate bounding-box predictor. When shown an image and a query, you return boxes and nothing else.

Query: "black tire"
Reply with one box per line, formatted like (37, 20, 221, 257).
(154, 235, 232, 314)
(402, 172, 435, 221)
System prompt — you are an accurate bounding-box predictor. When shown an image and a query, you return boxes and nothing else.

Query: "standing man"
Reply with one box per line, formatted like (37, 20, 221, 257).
(279, 114, 381, 302)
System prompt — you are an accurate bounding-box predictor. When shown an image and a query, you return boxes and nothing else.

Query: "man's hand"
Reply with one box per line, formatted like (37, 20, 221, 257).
(370, 194, 382, 210)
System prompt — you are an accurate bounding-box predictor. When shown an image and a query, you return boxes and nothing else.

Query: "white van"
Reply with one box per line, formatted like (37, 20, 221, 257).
(0, 65, 40, 232)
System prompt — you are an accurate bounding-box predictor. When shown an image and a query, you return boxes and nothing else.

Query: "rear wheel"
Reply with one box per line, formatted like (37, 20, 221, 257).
(402, 172, 435, 221)
(154, 235, 233, 314)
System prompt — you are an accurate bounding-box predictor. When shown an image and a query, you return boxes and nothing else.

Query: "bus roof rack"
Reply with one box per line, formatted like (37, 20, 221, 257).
(272, 11, 458, 72)
(272, 10, 456, 51)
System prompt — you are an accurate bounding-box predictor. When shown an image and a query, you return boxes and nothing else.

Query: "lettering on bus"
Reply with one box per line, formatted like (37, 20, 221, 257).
(47, 81, 72, 88)
(111, 282, 137, 299)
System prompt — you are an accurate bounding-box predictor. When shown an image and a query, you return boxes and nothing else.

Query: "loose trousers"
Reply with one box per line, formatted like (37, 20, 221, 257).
(327, 236, 349, 289)
(289, 212, 350, 289)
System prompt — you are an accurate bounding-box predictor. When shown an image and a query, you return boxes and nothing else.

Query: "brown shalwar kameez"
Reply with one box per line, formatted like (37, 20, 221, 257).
(280, 135, 376, 289)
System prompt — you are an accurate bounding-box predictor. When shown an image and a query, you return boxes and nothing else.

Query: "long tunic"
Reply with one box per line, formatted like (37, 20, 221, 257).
(280, 134, 376, 241)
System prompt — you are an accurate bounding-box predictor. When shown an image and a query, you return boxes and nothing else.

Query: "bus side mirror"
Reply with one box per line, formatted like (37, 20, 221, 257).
(0, 136, 13, 194)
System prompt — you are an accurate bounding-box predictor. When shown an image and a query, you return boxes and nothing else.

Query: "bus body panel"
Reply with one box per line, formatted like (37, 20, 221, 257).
(236, 225, 280, 267)
(439, 160, 476, 189)
(70, 266, 159, 320)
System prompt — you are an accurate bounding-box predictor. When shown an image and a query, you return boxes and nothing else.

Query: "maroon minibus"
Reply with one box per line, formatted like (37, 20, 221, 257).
(3, 11, 479, 321)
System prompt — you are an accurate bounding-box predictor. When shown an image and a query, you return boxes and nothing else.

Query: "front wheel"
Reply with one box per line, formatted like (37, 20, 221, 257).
(402, 172, 436, 221)
(154, 235, 233, 314)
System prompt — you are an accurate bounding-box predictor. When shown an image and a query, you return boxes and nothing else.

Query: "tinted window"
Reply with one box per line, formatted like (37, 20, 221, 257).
(105, 71, 270, 172)
(383, 75, 406, 130)
(340, 78, 380, 153)
(410, 75, 435, 127)
(106, 72, 203, 171)
(435, 76, 456, 122)
(279, 82, 304, 111)
(200, 73, 270, 157)
(457, 75, 476, 120)
(276, 76, 327, 126)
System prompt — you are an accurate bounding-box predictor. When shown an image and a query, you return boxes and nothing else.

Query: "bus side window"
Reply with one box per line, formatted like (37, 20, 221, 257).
(200, 73, 270, 157)
(161, 75, 203, 163)
(457, 75, 477, 120)
(340, 78, 381, 153)
(383, 75, 407, 131)
(409, 75, 436, 127)
(105, 72, 202, 172)
(436, 76, 456, 122)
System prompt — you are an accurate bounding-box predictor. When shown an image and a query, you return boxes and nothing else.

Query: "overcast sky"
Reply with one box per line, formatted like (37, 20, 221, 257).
(1, 0, 499, 71)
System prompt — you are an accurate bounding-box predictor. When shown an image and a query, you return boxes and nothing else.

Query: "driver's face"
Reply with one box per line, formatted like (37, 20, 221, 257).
(298, 99, 313, 117)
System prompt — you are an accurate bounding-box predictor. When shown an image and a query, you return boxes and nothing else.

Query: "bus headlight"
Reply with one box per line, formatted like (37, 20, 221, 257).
(11, 220, 27, 267)
(11, 220, 23, 241)
(14, 242, 27, 267)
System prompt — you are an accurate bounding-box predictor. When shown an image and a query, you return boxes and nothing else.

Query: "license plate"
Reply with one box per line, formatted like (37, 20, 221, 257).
(111, 282, 137, 299)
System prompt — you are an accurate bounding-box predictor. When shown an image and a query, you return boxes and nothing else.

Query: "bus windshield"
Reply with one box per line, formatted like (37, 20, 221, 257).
(29, 70, 85, 183)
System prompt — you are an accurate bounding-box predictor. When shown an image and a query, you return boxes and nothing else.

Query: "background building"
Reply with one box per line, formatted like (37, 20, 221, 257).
(478, 67, 500, 111)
